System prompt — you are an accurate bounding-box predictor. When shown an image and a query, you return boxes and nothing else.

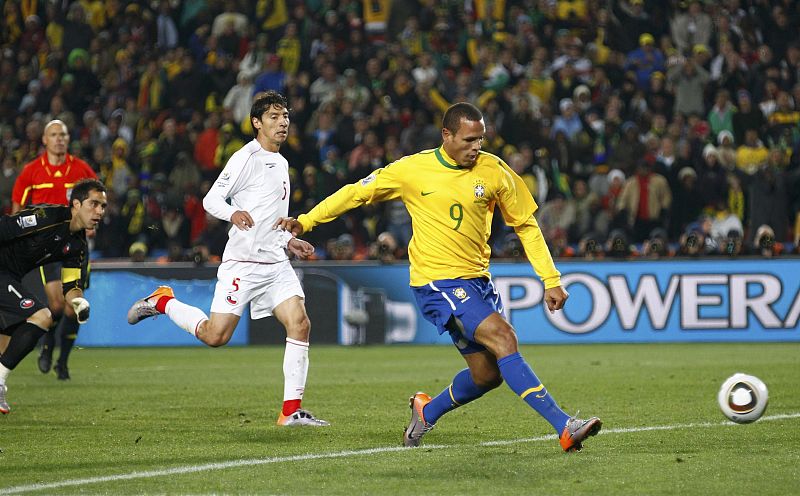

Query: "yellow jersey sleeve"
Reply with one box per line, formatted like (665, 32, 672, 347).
(495, 159, 538, 226)
(515, 216, 562, 289)
(495, 158, 561, 288)
(298, 163, 404, 233)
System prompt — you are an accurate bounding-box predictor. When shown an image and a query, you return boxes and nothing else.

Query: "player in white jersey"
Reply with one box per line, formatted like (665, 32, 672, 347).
(127, 91, 328, 426)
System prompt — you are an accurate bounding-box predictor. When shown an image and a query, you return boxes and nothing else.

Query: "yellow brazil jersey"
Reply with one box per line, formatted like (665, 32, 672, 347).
(298, 147, 562, 289)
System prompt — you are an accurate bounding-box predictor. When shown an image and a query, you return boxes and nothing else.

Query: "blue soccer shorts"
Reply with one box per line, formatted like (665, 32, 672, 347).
(411, 277, 505, 355)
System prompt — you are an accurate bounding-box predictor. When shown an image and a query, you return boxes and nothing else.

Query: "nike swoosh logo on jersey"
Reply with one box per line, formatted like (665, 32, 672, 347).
(421, 191, 435, 196)
(266, 163, 276, 168)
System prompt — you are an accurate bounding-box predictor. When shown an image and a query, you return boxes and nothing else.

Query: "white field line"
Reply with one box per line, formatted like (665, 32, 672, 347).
(3, 412, 799, 494)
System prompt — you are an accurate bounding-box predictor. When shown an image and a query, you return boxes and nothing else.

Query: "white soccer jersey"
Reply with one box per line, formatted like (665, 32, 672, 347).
(203, 139, 293, 264)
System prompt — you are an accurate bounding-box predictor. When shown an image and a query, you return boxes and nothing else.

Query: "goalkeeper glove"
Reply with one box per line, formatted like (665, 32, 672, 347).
(71, 297, 90, 324)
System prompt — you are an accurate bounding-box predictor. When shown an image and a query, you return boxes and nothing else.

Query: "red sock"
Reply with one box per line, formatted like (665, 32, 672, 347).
(282, 399, 301, 416)
(154, 295, 174, 314)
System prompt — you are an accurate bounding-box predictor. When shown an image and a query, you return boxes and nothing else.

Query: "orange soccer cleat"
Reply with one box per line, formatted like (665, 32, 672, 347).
(127, 286, 174, 325)
(559, 414, 602, 452)
(403, 392, 434, 447)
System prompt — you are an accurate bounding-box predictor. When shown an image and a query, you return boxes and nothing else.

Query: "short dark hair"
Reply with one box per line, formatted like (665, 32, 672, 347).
(442, 102, 483, 134)
(70, 179, 106, 204)
(250, 91, 289, 123)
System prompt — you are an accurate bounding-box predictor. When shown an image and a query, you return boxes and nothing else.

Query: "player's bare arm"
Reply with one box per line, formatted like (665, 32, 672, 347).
(544, 286, 569, 313)
(273, 217, 304, 236)
(287, 237, 314, 259)
(230, 210, 255, 230)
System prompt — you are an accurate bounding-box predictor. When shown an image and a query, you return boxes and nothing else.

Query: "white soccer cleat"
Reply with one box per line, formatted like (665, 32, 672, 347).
(276, 409, 330, 426)
(0, 384, 10, 414)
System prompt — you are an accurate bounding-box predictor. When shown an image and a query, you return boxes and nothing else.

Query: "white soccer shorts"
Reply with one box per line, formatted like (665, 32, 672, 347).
(210, 260, 305, 319)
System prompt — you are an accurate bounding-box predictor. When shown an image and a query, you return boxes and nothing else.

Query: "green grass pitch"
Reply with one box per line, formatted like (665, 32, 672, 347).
(1, 343, 798, 495)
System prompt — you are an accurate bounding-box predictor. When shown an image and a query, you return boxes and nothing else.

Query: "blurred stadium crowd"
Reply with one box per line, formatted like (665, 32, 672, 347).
(1, 0, 799, 262)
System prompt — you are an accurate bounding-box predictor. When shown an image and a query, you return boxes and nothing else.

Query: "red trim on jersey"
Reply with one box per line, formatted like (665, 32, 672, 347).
(221, 258, 287, 265)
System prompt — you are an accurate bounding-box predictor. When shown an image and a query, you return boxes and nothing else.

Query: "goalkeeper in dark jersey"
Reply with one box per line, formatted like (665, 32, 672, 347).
(0, 179, 107, 414)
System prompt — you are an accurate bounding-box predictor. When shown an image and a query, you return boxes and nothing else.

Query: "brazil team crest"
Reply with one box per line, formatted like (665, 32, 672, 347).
(473, 179, 486, 199)
(452, 287, 469, 302)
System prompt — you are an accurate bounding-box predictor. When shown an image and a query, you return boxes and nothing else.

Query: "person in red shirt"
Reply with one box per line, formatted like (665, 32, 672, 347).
(10, 119, 97, 381)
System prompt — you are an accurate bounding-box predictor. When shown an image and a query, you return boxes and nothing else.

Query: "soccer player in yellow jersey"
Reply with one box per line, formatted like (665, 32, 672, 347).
(275, 103, 601, 451)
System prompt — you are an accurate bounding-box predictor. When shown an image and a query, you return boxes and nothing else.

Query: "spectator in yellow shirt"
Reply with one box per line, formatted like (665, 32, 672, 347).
(735, 128, 769, 175)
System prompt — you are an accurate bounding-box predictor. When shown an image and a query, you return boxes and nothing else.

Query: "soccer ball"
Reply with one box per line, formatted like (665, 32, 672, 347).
(717, 373, 769, 424)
